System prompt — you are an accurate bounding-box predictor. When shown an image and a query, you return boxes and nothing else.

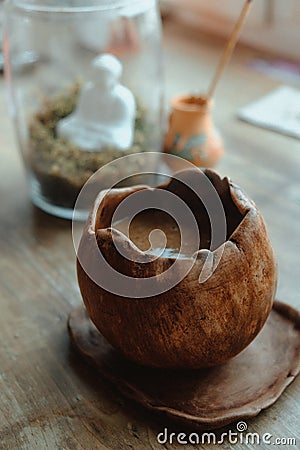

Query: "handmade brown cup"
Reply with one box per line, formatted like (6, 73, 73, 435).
(77, 169, 277, 369)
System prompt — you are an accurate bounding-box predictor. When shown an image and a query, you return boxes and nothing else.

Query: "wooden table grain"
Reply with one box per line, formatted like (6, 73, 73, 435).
(1, 19, 299, 450)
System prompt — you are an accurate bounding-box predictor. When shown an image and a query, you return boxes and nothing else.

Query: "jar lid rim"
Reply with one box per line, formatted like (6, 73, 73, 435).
(5, 0, 155, 14)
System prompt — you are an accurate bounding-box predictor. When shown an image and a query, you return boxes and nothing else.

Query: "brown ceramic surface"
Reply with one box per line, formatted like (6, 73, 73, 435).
(77, 169, 277, 369)
(113, 209, 197, 258)
(68, 301, 300, 431)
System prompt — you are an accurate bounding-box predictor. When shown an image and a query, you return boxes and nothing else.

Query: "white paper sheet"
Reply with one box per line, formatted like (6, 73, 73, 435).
(238, 86, 300, 139)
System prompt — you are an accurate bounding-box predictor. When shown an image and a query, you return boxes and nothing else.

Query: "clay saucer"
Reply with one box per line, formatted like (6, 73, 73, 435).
(68, 300, 300, 430)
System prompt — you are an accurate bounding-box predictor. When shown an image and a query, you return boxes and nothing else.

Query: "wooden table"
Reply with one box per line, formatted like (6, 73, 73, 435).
(1, 19, 299, 449)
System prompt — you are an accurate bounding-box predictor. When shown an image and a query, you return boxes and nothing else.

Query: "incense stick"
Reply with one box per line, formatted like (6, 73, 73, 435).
(207, 0, 253, 100)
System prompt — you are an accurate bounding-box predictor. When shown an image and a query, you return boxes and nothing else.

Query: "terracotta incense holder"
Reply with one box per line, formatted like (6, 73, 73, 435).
(164, 95, 224, 167)
(163, 0, 254, 168)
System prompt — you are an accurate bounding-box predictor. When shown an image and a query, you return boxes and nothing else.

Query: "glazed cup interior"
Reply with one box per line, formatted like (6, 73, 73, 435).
(93, 169, 246, 256)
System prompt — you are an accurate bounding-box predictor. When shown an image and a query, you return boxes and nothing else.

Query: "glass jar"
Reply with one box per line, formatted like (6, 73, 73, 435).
(4, 0, 164, 219)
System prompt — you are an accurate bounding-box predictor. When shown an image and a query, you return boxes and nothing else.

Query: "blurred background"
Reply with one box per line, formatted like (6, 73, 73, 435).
(160, 0, 300, 60)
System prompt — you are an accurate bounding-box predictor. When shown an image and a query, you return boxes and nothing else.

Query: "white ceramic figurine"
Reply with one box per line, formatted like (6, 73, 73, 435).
(57, 54, 136, 151)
